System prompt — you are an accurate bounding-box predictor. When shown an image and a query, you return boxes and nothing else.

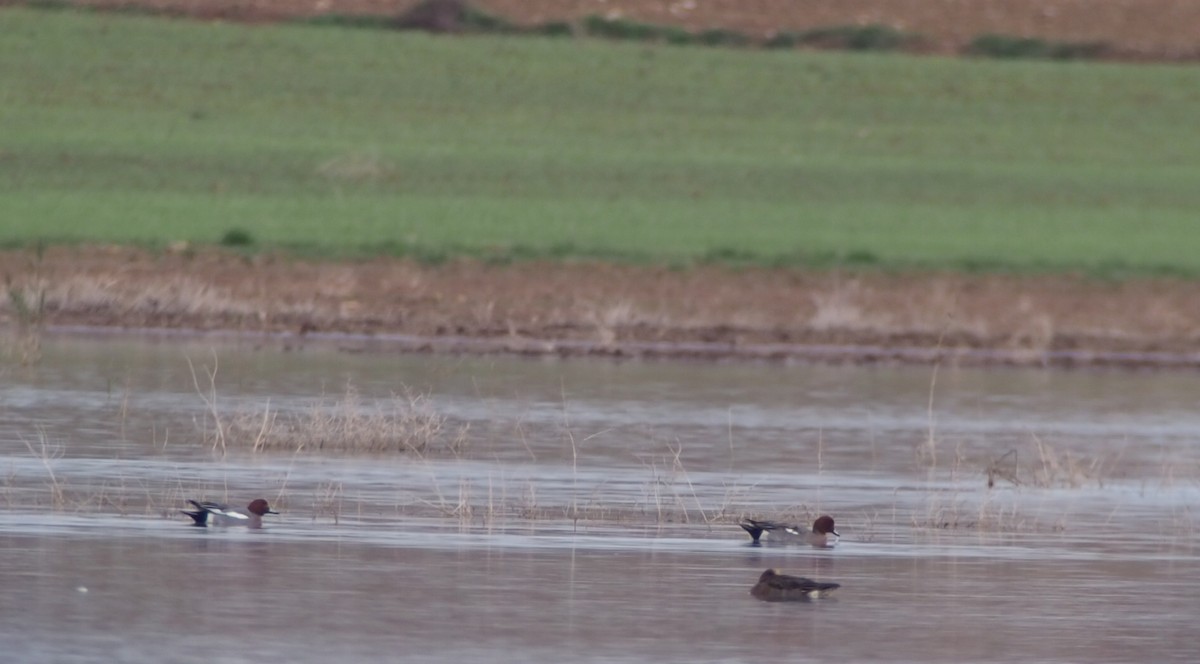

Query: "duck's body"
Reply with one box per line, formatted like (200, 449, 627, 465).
(751, 569, 841, 602)
(182, 498, 278, 528)
(740, 515, 839, 547)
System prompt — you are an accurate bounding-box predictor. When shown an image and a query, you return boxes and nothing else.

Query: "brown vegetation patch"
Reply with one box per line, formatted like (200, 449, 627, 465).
(217, 385, 471, 456)
(4, 246, 1200, 367)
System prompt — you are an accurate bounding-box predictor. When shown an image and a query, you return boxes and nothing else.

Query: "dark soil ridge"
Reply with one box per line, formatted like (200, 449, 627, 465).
(8, 0, 1200, 62)
(44, 324, 1200, 369)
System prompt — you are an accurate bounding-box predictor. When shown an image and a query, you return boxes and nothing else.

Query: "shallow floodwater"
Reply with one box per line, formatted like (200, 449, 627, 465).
(1, 335, 1197, 662)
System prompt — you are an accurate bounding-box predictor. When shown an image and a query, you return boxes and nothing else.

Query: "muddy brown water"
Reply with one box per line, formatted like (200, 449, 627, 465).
(1, 335, 1197, 662)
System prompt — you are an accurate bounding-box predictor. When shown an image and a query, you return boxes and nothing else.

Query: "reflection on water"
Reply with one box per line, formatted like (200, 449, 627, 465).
(0, 336, 1197, 662)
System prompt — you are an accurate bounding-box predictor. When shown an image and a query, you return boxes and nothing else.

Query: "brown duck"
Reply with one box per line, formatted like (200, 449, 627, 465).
(750, 569, 841, 602)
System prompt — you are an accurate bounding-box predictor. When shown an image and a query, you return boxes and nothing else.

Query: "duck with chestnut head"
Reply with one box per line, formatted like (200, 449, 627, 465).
(740, 515, 839, 547)
(182, 498, 278, 529)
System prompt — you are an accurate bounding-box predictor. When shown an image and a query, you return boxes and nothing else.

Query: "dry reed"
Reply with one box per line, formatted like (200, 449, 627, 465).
(2, 246, 48, 366)
(196, 376, 469, 456)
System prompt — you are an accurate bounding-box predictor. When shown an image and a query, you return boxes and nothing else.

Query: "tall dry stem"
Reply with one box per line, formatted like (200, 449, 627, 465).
(187, 351, 225, 457)
(920, 359, 940, 471)
(918, 323, 951, 472)
(560, 380, 579, 524)
(22, 429, 64, 509)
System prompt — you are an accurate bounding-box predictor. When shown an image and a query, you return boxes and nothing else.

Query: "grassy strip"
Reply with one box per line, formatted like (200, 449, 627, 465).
(2, 9, 1200, 276)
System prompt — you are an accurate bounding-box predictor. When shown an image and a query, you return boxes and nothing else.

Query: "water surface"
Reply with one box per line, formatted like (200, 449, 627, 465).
(0, 336, 1196, 662)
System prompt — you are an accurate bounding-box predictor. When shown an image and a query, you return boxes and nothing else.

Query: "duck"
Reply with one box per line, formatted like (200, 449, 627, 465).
(740, 515, 839, 547)
(751, 569, 841, 602)
(182, 498, 278, 528)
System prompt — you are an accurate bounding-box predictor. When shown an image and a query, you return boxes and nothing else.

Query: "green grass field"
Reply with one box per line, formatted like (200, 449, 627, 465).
(3, 8, 1199, 274)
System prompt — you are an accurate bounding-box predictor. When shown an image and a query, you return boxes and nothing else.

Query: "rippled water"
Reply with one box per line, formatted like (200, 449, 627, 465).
(0, 335, 1197, 662)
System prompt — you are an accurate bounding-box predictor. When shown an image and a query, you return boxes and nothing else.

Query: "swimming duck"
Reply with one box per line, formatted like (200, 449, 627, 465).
(182, 498, 278, 528)
(751, 569, 841, 601)
(740, 515, 839, 547)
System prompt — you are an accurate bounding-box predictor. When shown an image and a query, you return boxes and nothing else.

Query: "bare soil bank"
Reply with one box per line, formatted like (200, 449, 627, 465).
(4, 247, 1200, 367)
(34, 0, 1200, 61)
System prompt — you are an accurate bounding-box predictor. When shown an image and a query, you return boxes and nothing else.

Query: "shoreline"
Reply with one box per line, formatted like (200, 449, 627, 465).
(6, 246, 1199, 371)
(40, 323, 1200, 369)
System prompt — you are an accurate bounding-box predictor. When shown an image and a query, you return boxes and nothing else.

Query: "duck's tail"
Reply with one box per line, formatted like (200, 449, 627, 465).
(181, 499, 209, 526)
(739, 519, 766, 542)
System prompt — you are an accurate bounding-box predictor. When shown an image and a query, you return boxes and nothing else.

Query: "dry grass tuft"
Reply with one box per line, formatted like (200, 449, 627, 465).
(985, 435, 1112, 489)
(217, 384, 470, 456)
(2, 246, 48, 366)
(3, 280, 45, 366)
(1028, 434, 1110, 488)
(46, 274, 261, 319)
(21, 429, 65, 510)
(636, 439, 714, 524)
(913, 491, 1045, 533)
(808, 286, 869, 331)
(312, 481, 344, 523)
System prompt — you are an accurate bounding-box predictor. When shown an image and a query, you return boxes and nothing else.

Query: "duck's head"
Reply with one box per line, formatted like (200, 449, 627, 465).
(247, 499, 279, 516)
(812, 515, 838, 536)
